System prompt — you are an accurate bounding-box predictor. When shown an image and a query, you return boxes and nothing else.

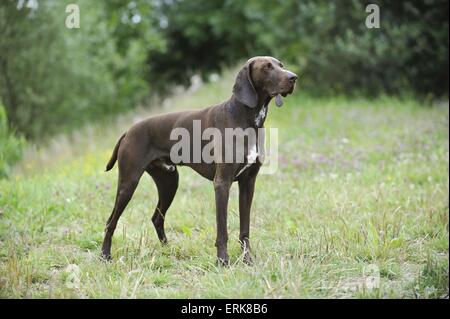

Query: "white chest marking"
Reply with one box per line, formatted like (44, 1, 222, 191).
(235, 142, 258, 178)
(235, 105, 266, 178)
(255, 105, 267, 126)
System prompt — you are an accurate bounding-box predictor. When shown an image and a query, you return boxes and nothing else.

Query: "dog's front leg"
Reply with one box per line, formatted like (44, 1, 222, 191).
(238, 169, 258, 265)
(213, 166, 233, 266)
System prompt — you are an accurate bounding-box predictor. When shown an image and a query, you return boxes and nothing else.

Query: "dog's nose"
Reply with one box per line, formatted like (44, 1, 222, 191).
(287, 71, 298, 82)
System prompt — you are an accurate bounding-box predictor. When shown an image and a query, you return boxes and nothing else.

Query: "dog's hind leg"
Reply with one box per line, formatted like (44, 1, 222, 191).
(101, 155, 146, 260)
(147, 166, 179, 244)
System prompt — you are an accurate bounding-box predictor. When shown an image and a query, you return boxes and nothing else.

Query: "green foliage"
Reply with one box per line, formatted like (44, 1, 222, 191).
(0, 0, 162, 139)
(0, 0, 448, 140)
(149, 0, 449, 96)
(411, 255, 449, 298)
(0, 101, 24, 178)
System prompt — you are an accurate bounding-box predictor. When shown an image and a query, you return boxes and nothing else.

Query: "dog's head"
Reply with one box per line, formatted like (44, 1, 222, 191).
(233, 56, 298, 108)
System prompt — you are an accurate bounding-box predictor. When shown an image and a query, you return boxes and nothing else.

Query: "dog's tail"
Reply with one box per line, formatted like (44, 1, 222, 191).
(105, 133, 126, 172)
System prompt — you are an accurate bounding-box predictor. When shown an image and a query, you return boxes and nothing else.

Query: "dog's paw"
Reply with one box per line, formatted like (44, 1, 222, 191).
(243, 253, 254, 266)
(217, 256, 230, 267)
(100, 252, 112, 262)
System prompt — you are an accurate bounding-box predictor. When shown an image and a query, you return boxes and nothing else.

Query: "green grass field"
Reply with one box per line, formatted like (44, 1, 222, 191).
(0, 70, 448, 298)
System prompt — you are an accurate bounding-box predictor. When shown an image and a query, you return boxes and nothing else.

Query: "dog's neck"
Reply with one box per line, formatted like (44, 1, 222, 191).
(228, 93, 272, 127)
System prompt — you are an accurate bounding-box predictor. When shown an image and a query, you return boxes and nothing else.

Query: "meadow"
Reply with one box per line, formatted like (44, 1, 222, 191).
(0, 69, 448, 298)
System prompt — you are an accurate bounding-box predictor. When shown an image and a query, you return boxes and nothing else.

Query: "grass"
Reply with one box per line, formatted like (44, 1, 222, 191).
(0, 69, 448, 298)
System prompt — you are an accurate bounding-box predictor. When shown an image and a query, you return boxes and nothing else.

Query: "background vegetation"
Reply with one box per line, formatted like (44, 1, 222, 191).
(0, 101, 24, 178)
(0, 0, 448, 141)
(0, 0, 448, 298)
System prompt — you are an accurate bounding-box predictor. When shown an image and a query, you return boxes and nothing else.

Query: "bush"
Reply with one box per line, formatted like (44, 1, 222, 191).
(149, 0, 449, 97)
(0, 0, 447, 141)
(0, 101, 24, 178)
(0, 0, 162, 139)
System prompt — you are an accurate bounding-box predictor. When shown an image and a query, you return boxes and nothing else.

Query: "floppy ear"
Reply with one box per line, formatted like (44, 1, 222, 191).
(232, 60, 258, 108)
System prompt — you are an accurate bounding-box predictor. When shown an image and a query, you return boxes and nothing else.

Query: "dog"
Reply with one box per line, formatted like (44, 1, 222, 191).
(101, 56, 297, 265)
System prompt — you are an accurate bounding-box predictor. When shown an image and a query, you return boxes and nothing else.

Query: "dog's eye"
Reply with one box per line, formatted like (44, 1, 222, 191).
(264, 63, 273, 70)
